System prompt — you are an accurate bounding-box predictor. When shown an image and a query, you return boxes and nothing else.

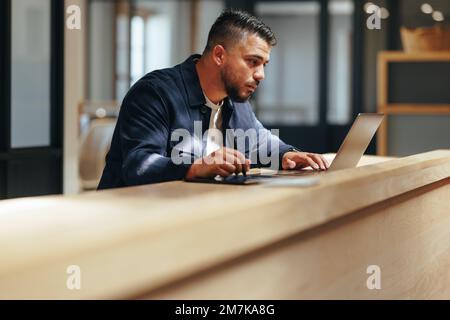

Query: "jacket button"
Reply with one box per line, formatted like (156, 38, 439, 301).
(200, 105, 208, 115)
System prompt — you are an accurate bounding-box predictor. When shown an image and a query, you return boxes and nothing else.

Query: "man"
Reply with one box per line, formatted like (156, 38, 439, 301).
(98, 9, 328, 190)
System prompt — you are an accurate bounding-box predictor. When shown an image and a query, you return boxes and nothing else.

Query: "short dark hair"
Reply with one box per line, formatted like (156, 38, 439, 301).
(203, 9, 277, 53)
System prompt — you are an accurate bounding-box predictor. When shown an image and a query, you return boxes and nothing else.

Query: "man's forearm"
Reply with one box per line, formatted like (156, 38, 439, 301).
(122, 151, 191, 186)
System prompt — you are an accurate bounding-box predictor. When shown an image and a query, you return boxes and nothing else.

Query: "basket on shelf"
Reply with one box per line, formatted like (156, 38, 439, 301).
(400, 24, 450, 52)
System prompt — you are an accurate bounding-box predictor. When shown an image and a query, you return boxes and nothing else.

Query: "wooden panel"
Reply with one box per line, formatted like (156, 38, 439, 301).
(0, 151, 448, 299)
(145, 179, 450, 299)
(377, 51, 450, 156)
(378, 51, 450, 61)
(384, 104, 450, 114)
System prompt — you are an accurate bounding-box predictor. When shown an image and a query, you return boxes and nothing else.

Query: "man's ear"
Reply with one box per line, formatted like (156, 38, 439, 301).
(212, 45, 226, 66)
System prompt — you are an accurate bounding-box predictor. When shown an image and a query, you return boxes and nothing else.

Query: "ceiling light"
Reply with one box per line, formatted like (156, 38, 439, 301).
(380, 7, 390, 19)
(95, 108, 107, 118)
(420, 3, 433, 14)
(432, 10, 444, 22)
(364, 2, 378, 14)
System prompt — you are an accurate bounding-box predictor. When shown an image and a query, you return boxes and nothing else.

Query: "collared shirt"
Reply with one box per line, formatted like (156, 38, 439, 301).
(98, 54, 296, 189)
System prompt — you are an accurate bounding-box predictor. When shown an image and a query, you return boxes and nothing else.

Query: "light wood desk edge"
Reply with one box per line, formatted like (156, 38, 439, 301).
(0, 150, 450, 299)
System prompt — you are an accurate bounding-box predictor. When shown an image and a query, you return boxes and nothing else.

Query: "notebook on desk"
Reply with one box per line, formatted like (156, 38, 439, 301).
(185, 113, 384, 185)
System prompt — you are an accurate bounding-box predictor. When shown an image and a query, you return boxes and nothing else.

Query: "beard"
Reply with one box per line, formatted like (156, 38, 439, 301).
(220, 67, 253, 103)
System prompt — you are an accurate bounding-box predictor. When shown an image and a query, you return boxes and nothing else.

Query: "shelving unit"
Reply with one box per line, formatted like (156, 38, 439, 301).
(377, 51, 450, 156)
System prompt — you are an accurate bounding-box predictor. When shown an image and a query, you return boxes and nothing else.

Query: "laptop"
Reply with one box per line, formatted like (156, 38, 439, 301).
(185, 113, 384, 185)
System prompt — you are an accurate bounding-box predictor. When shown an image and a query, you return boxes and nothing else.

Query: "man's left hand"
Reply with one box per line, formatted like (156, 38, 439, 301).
(282, 151, 330, 171)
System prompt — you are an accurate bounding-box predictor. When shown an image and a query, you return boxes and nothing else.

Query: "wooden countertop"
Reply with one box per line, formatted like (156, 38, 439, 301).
(0, 150, 449, 299)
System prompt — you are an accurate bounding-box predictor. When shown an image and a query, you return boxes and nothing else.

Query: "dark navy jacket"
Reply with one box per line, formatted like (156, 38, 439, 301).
(98, 54, 295, 190)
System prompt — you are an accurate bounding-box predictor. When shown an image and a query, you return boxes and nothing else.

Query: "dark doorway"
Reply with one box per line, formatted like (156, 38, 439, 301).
(0, 0, 64, 199)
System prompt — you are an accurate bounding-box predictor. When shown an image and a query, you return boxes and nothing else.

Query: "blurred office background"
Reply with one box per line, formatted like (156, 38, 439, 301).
(0, 0, 449, 199)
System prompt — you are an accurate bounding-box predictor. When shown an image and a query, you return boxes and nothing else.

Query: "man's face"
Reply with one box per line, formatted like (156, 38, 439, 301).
(220, 34, 271, 102)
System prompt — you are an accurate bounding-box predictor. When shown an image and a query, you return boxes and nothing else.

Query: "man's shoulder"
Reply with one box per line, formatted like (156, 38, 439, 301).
(229, 99, 254, 116)
(136, 54, 200, 95)
(227, 99, 256, 128)
(230, 99, 252, 108)
(123, 64, 184, 101)
(139, 64, 183, 90)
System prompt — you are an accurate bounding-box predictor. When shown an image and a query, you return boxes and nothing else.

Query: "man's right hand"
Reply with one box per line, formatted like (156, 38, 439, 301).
(185, 147, 251, 179)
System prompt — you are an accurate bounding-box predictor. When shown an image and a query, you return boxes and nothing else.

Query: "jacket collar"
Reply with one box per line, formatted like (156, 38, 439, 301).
(180, 54, 206, 107)
(180, 54, 234, 115)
